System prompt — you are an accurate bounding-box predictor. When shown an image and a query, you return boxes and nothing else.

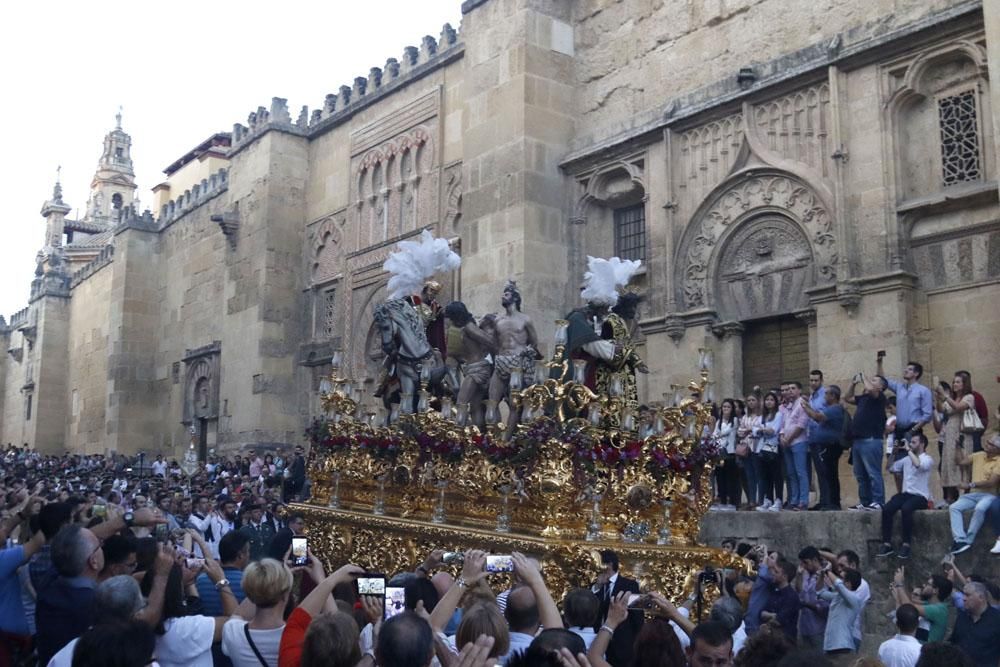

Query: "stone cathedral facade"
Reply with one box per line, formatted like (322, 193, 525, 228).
(1, 0, 998, 457)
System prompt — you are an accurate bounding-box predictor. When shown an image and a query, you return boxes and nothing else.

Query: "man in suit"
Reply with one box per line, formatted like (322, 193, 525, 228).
(592, 549, 643, 667)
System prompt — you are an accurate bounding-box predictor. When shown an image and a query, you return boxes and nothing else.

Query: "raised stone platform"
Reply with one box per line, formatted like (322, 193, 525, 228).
(699, 509, 997, 653)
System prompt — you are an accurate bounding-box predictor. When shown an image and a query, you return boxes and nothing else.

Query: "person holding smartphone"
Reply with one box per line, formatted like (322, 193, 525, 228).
(877, 432, 935, 560)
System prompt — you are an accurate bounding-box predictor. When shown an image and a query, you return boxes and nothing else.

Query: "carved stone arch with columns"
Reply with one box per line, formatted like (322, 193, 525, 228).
(674, 168, 838, 318)
(351, 280, 390, 381)
(181, 342, 221, 425)
(883, 37, 994, 269)
(311, 215, 343, 281)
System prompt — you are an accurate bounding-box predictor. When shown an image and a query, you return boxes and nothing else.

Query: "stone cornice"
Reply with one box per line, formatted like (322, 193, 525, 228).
(183, 341, 222, 362)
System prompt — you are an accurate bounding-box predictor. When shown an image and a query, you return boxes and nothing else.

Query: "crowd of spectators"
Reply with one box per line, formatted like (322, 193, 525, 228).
(700, 363, 1000, 560)
(0, 355, 998, 667)
(0, 444, 307, 665)
(1, 437, 998, 667)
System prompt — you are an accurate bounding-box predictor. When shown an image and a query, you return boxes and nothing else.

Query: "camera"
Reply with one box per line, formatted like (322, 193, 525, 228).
(697, 567, 717, 584)
(442, 551, 465, 564)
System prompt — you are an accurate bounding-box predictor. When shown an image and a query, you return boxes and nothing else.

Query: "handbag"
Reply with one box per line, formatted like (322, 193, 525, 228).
(734, 437, 750, 457)
(961, 407, 984, 434)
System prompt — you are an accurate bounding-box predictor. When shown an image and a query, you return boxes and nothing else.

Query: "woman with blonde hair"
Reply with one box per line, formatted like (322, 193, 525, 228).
(222, 558, 294, 667)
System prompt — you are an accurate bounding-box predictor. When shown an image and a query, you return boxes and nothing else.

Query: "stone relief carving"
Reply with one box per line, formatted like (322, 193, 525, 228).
(676, 114, 743, 215)
(354, 126, 434, 248)
(753, 84, 831, 178)
(717, 216, 814, 320)
(677, 173, 837, 310)
(182, 344, 221, 424)
(572, 157, 645, 224)
(443, 166, 462, 231)
(310, 213, 344, 284)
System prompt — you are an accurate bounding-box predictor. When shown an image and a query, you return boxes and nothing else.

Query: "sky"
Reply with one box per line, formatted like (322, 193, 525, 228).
(0, 0, 462, 319)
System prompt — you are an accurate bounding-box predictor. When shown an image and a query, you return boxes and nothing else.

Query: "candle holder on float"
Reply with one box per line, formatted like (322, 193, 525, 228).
(303, 341, 741, 606)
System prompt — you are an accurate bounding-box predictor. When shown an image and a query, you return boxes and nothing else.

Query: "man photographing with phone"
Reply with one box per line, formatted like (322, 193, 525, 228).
(877, 432, 934, 560)
(877, 354, 933, 446)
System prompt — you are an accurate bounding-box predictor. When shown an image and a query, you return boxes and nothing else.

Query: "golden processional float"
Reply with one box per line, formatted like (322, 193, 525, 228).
(295, 337, 746, 609)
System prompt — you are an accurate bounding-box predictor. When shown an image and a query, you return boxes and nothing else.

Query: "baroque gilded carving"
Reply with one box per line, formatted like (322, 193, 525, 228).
(292, 504, 746, 605)
(677, 172, 837, 310)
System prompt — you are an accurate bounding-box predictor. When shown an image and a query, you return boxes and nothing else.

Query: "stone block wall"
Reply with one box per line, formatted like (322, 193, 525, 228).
(0, 328, 29, 448)
(570, 0, 969, 149)
(66, 263, 112, 453)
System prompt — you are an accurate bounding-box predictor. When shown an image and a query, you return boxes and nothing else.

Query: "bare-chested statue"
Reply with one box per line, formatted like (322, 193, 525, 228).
(489, 281, 540, 407)
(443, 302, 497, 426)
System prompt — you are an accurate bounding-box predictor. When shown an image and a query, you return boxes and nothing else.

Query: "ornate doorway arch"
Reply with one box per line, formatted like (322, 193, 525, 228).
(674, 170, 837, 316)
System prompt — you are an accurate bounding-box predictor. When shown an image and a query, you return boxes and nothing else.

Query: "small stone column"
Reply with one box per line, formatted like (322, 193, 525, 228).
(711, 321, 745, 399)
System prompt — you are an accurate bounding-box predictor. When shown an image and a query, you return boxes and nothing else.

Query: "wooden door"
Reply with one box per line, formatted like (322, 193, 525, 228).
(741, 317, 809, 395)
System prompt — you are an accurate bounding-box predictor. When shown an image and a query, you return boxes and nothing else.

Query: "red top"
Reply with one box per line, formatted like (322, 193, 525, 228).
(278, 607, 311, 667)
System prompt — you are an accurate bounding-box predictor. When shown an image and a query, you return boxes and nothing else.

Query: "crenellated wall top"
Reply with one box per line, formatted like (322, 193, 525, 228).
(229, 24, 462, 155)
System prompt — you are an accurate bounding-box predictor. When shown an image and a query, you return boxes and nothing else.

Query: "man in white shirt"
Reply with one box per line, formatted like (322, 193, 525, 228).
(150, 455, 167, 478)
(205, 496, 237, 559)
(877, 433, 933, 561)
(878, 603, 921, 667)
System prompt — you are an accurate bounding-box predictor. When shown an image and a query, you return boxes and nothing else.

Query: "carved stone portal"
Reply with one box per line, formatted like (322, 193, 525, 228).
(182, 342, 221, 425)
(676, 172, 837, 310)
(717, 216, 813, 321)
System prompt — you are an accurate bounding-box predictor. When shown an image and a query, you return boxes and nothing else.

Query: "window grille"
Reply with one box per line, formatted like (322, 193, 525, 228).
(322, 288, 336, 339)
(614, 204, 646, 263)
(938, 90, 981, 186)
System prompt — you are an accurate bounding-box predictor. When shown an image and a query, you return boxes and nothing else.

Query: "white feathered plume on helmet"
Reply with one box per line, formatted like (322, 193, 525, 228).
(580, 256, 642, 307)
(383, 230, 462, 300)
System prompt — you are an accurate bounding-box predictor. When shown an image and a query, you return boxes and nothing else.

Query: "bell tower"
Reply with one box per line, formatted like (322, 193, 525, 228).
(84, 109, 137, 223)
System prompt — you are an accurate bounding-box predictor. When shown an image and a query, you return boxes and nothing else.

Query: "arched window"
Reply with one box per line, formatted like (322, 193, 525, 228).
(111, 193, 123, 210)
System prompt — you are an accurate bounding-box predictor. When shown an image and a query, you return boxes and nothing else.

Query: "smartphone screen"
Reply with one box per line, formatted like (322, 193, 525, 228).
(291, 537, 308, 566)
(485, 554, 514, 573)
(154, 524, 169, 542)
(357, 575, 386, 596)
(384, 586, 406, 620)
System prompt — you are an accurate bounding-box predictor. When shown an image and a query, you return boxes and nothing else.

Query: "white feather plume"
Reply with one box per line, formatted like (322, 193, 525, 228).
(383, 230, 462, 299)
(580, 256, 642, 307)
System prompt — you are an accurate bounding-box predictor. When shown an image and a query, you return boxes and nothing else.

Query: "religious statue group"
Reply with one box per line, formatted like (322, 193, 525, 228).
(372, 231, 648, 430)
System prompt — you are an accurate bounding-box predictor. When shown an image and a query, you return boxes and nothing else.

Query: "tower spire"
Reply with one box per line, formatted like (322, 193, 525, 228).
(84, 110, 137, 222)
(52, 165, 64, 204)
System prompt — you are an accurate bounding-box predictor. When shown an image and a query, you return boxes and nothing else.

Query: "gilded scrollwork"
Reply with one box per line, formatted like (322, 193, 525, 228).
(293, 504, 747, 605)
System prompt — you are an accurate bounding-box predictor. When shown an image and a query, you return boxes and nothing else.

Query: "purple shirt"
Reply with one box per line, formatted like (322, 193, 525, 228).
(797, 572, 830, 638)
